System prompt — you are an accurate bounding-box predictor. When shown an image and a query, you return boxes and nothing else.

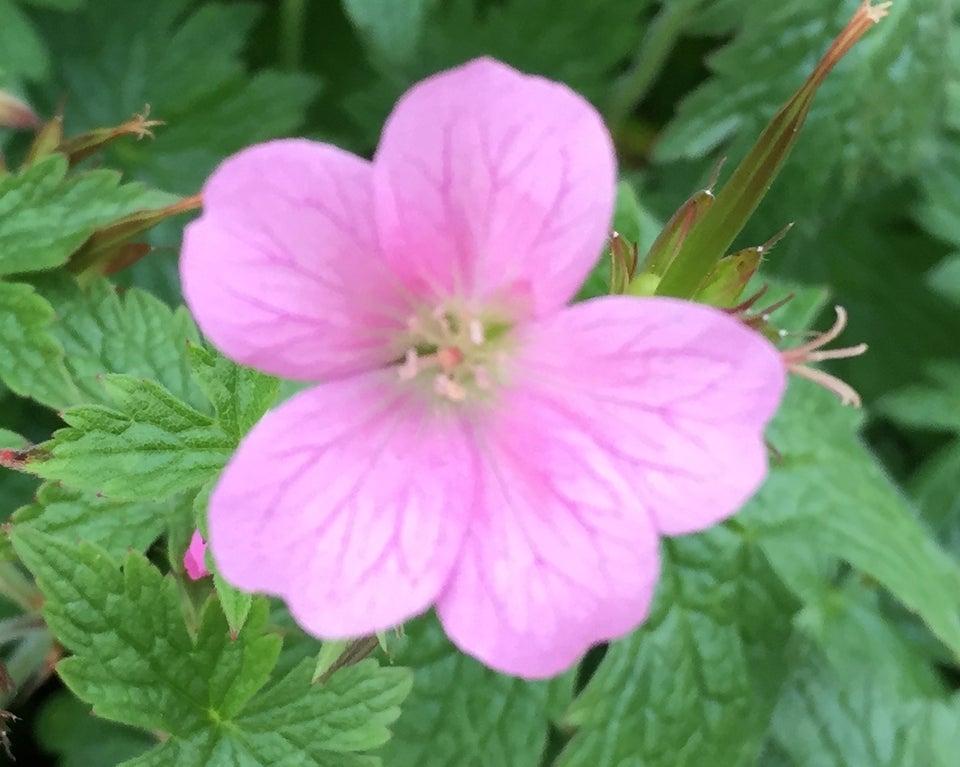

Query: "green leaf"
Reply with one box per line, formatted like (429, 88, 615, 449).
(32, 374, 233, 500)
(767, 584, 957, 767)
(657, 0, 947, 182)
(745, 381, 960, 659)
(382, 614, 571, 767)
(343, 0, 656, 148)
(876, 361, 960, 434)
(557, 525, 798, 767)
(38, 273, 205, 410)
(0, 280, 78, 407)
(909, 439, 960, 563)
(12, 482, 169, 557)
(13, 528, 411, 766)
(0, 0, 48, 82)
(33, 0, 319, 194)
(35, 691, 154, 767)
(188, 345, 279, 440)
(0, 428, 25, 448)
(213, 572, 253, 640)
(0, 154, 175, 276)
(343, 0, 434, 66)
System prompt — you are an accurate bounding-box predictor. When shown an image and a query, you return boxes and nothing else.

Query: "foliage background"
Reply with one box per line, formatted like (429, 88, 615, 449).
(0, 0, 959, 764)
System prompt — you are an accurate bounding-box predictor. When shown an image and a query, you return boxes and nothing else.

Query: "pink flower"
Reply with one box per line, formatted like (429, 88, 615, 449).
(180, 58, 785, 678)
(183, 531, 210, 580)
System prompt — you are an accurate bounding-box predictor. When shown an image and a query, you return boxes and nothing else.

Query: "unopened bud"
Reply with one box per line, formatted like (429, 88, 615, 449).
(0, 90, 40, 130)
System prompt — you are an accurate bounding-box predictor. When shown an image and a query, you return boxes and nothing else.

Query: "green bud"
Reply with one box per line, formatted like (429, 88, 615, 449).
(656, 1, 891, 299)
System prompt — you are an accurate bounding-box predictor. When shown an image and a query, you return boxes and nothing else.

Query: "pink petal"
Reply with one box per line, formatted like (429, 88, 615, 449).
(437, 296, 784, 677)
(373, 57, 616, 316)
(181, 139, 410, 381)
(183, 531, 209, 580)
(207, 372, 475, 637)
(438, 412, 662, 678)
(515, 296, 785, 537)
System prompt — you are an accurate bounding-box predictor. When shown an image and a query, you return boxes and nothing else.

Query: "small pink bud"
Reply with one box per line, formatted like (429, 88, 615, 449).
(183, 531, 210, 580)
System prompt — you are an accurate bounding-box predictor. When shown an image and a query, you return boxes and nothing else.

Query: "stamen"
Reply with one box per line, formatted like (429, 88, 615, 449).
(468, 319, 485, 345)
(434, 375, 467, 402)
(398, 349, 419, 381)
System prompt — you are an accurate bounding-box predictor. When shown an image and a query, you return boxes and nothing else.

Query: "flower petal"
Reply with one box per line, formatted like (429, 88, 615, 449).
(438, 397, 661, 679)
(515, 296, 786, 537)
(373, 57, 616, 316)
(181, 139, 410, 381)
(437, 296, 784, 677)
(208, 372, 475, 636)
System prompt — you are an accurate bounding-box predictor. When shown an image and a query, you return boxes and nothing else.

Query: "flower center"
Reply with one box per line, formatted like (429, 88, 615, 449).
(396, 304, 512, 403)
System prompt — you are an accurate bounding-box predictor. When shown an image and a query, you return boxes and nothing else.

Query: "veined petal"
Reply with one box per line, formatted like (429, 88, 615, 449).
(438, 401, 661, 679)
(515, 296, 785, 537)
(181, 139, 410, 381)
(373, 58, 616, 316)
(208, 372, 476, 637)
(437, 296, 784, 678)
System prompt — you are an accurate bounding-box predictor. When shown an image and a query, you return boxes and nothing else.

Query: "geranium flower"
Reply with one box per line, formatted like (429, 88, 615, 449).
(180, 58, 785, 678)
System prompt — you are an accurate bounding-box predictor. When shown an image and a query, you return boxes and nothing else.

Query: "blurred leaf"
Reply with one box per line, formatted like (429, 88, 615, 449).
(342, 0, 434, 66)
(877, 361, 960, 433)
(745, 381, 960, 659)
(32, 0, 320, 193)
(344, 0, 656, 148)
(382, 614, 572, 767)
(35, 691, 154, 767)
(558, 525, 797, 767)
(0, 0, 48, 84)
(909, 440, 960, 562)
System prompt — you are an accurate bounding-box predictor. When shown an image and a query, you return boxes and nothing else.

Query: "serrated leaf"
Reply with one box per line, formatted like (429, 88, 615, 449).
(0, 154, 176, 276)
(188, 345, 279, 440)
(32, 0, 319, 194)
(31, 374, 233, 500)
(382, 614, 570, 767)
(33, 273, 206, 409)
(16, 509, 411, 766)
(0, 280, 78, 406)
(558, 525, 797, 767)
(12, 482, 169, 557)
(12, 529, 281, 733)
